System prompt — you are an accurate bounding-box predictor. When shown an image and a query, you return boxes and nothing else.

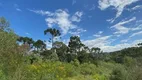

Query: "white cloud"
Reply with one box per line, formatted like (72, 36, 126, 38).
(130, 21, 142, 31)
(28, 9, 53, 16)
(106, 18, 115, 23)
(16, 8, 22, 12)
(83, 35, 142, 52)
(131, 27, 142, 31)
(93, 34, 101, 37)
(99, 31, 103, 34)
(83, 35, 112, 49)
(93, 31, 103, 37)
(101, 40, 142, 52)
(45, 40, 52, 48)
(71, 11, 83, 22)
(111, 17, 136, 34)
(30, 9, 84, 36)
(45, 9, 76, 35)
(69, 28, 87, 36)
(14, 4, 22, 12)
(98, 0, 139, 22)
(25, 32, 31, 35)
(131, 5, 142, 10)
(121, 39, 129, 43)
(130, 30, 142, 37)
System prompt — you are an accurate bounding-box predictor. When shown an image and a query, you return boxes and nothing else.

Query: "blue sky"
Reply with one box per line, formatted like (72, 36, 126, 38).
(0, 0, 142, 52)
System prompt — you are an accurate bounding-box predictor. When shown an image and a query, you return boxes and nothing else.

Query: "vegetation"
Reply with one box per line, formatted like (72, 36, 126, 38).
(0, 17, 142, 80)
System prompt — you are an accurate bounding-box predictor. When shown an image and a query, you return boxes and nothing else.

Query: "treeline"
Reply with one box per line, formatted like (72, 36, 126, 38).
(17, 34, 103, 64)
(15, 26, 142, 65)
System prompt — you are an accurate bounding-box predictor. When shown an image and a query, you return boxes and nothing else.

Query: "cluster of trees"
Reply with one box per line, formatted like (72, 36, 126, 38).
(0, 16, 103, 64)
(17, 28, 103, 64)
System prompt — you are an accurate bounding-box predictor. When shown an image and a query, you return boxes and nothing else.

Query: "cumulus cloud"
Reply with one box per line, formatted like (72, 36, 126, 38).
(30, 9, 85, 36)
(98, 0, 139, 22)
(111, 17, 136, 34)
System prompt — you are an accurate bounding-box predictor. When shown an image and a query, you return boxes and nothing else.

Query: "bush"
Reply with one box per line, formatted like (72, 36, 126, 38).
(79, 63, 97, 75)
(110, 66, 127, 80)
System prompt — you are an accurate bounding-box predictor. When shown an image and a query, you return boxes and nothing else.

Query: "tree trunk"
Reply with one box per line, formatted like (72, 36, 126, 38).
(52, 35, 54, 49)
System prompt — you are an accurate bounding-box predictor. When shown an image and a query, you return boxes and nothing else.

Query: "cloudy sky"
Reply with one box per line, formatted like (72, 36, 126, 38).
(0, 0, 142, 52)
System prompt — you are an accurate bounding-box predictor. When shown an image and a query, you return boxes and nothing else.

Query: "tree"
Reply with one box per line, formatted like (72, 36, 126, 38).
(44, 28, 61, 49)
(17, 37, 25, 44)
(33, 40, 46, 51)
(53, 41, 68, 61)
(91, 47, 101, 57)
(77, 50, 90, 63)
(0, 17, 10, 31)
(138, 43, 142, 47)
(17, 37, 34, 48)
(68, 36, 84, 54)
(27, 38, 34, 47)
(77, 45, 91, 63)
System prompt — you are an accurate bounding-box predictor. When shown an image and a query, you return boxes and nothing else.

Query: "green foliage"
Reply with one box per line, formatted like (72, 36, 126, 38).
(0, 30, 26, 80)
(53, 41, 68, 62)
(33, 40, 46, 51)
(68, 36, 84, 53)
(123, 56, 136, 66)
(110, 66, 127, 80)
(79, 63, 97, 75)
(71, 59, 80, 67)
(0, 17, 10, 31)
(44, 28, 61, 48)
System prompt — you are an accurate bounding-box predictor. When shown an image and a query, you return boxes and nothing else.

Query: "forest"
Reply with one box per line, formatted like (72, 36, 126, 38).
(0, 17, 142, 80)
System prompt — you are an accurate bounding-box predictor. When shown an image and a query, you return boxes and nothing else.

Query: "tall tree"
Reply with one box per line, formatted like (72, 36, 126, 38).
(0, 17, 10, 31)
(53, 41, 68, 61)
(68, 36, 84, 54)
(33, 40, 46, 51)
(91, 47, 101, 56)
(17, 37, 35, 50)
(44, 28, 61, 49)
(17, 37, 34, 45)
(27, 38, 34, 48)
(138, 43, 142, 47)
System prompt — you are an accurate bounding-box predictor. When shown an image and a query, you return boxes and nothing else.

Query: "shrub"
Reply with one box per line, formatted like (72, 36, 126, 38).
(110, 66, 127, 80)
